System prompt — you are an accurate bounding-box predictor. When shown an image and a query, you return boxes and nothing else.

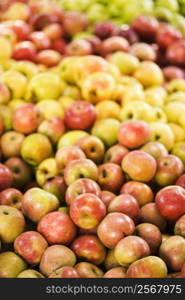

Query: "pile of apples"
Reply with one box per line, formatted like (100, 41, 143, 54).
(0, 0, 185, 278)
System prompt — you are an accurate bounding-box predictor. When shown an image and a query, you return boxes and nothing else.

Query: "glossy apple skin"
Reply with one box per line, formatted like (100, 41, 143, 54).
(0, 163, 13, 191)
(98, 163, 124, 193)
(174, 215, 185, 237)
(13, 104, 40, 134)
(119, 25, 139, 44)
(38, 116, 65, 145)
(64, 158, 98, 186)
(97, 212, 135, 249)
(100, 190, 116, 207)
(120, 181, 154, 207)
(65, 101, 96, 130)
(0, 205, 25, 243)
(37, 211, 76, 245)
(129, 42, 156, 61)
(77, 136, 105, 164)
(22, 188, 60, 223)
(43, 23, 63, 40)
(71, 235, 106, 265)
(156, 23, 182, 49)
(29, 31, 51, 50)
(115, 236, 150, 266)
(56, 145, 86, 175)
(155, 186, 185, 221)
(0, 131, 25, 158)
(75, 262, 103, 278)
(70, 193, 106, 230)
(14, 231, 48, 265)
(104, 144, 129, 165)
(65, 39, 92, 56)
(66, 178, 101, 206)
(176, 174, 185, 189)
(11, 20, 31, 41)
(140, 203, 167, 232)
(103, 267, 127, 278)
(155, 155, 184, 186)
(0, 251, 27, 278)
(166, 40, 185, 65)
(159, 236, 185, 271)
(127, 256, 167, 278)
(39, 245, 76, 277)
(49, 266, 80, 278)
(122, 151, 157, 182)
(0, 188, 23, 210)
(100, 36, 129, 57)
(132, 15, 159, 40)
(108, 194, 140, 224)
(12, 41, 37, 61)
(43, 176, 67, 204)
(94, 21, 118, 40)
(141, 142, 168, 160)
(36, 50, 62, 67)
(118, 120, 150, 149)
(136, 223, 162, 254)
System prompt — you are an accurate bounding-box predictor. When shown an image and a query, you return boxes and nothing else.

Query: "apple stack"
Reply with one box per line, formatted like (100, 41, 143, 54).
(0, 0, 184, 279)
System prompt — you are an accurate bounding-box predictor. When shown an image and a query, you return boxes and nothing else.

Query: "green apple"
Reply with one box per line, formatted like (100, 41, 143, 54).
(12, 61, 39, 80)
(36, 99, 64, 119)
(153, 7, 173, 22)
(58, 130, 89, 149)
(165, 102, 185, 125)
(8, 99, 26, 112)
(144, 86, 167, 107)
(172, 142, 185, 164)
(36, 158, 58, 187)
(58, 57, 78, 84)
(0, 104, 13, 130)
(0, 252, 27, 278)
(17, 269, 44, 278)
(168, 123, 185, 143)
(155, 0, 179, 12)
(91, 118, 120, 147)
(108, 52, 140, 75)
(149, 122, 174, 151)
(21, 133, 52, 166)
(0, 70, 27, 99)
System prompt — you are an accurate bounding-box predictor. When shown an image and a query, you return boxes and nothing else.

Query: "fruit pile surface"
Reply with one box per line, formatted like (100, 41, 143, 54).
(0, 0, 185, 278)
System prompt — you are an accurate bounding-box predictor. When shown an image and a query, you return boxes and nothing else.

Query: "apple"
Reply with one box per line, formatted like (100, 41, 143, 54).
(108, 52, 140, 75)
(22, 187, 60, 223)
(0, 83, 11, 105)
(64, 158, 98, 186)
(58, 130, 89, 148)
(56, 145, 86, 175)
(127, 256, 167, 278)
(62, 11, 88, 36)
(66, 178, 101, 206)
(163, 66, 185, 81)
(141, 142, 168, 160)
(70, 193, 106, 230)
(0, 188, 23, 210)
(140, 203, 167, 232)
(14, 231, 48, 265)
(181, 263, 185, 278)
(97, 212, 135, 249)
(159, 236, 185, 271)
(155, 185, 185, 221)
(1, 70, 27, 99)
(17, 269, 44, 278)
(156, 23, 182, 49)
(103, 267, 127, 278)
(1, 2, 30, 21)
(166, 40, 185, 65)
(36, 49, 62, 67)
(65, 39, 92, 56)
(129, 42, 156, 61)
(136, 223, 162, 254)
(168, 123, 185, 143)
(176, 174, 185, 189)
(11, 19, 31, 41)
(118, 120, 150, 149)
(12, 41, 37, 62)
(21, 133, 52, 166)
(29, 13, 60, 31)
(40, 245, 76, 277)
(119, 24, 139, 43)
(0, 252, 27, 278)
(36, 158, 58, 187)
(0, 131, 25, 158)
(104, 249, 120, 270)
(0, 36, 13, 60)
(29, 31, 51, 50)
(119, 101, 152, 123)
(38, 116, 65, 145)
(172, 142, 185, 165)
(5, 157, 32, 188)
(122, 150, 157, 182)
(91, 118, 120, 148)
(104, 144, 129, 165)
(0, 205, 25, 243)
(132, 15, 159, 40)
(174, 215, 185, 237)
(100, 191, 116, 207)
(149, 122, 174, 151)
(49, 266, 79, 278)
(98, 162, 124, 193)
(134, 61, 164, 87)
(75, 262, 103, 278)
(144, 86, 167, 107)
(120, 181, 154, 207)
(94, 21, 118, 39)
(65, 101, 96, 130)
(95, 100, 120, 120)
(43, 23, 63, 40)
(36, 99, 64, 120)
(77, 136, 105, 164)
(71, 235, 106, 265)
(0, 163, 13, 191)
(100, 36, 129, 57)
(13, 104, 40, 134)
(155, 154, 184, 186)
(43, 176, 67, 204)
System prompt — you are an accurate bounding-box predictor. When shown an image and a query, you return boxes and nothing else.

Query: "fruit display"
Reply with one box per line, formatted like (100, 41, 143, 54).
(0, 0, 185, 279)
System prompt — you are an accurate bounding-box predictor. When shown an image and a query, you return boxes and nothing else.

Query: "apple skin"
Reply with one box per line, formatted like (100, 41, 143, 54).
(176, 174, 185, 189)
(38, 116, 65, 145)
(129, 42, 156, 61)
(97, 212, 135, 249)
(103, 144, 129, 166)
(66, 178, 101, 206)
(56, 145, 86, 175)
(0, 251, 27, 278)
(140, 203, 167, 232)
(36, 158, 58, 187)
(100, 36, 129, 57)
(159, 236, 185, 271)
(37, 211, 76, 245)
(43, 23, 63, 40)
(100, 190, 116, 207)
(141, 142, 168, 160)
(0, 188, 23, 210)
(98, 163, 124, 193)
(0, 131, 25, 158)
(172, 142, 185, 165)
(43, 176, 67, 204)
(62, 11, 88, 36)
(64, 158, 98, 186)
(94, 21, 118, 39)
(14, 231, 48, 265)
(155, 154, 184, 186)
(181, 263, 185, 278)
(134, 61, 164, 87)
(77, 136, 105, 164)
(0, 83, 11, 105)
(155, 185, 185, 221)
(65, 39, 92, 56)
(103, 267, 127, 278)
(70, 193, 106, 230)
(95, 100, 120, 120)
(39, 245, 76, 277)
(11, 19, 31, 41)
(22, 187, 60, 223)
(36, 49, 62, 67)
(49, 266, 80, 278)
(163, 66, 185, 81)
(13, 104, 40, 134)
(166, 40, 185, 65)
(58, 130, 89, 149)
(132, 15, 159, 40)
(149, 122, 174, 151)
(5, 157, 32, 188)
(136, 223, 162, 254)
(108, 194, 140, 224)
(118, 120, 150, 149)
(119, 24, 139, 44)
(104, 249, 120, 270)
(12, 41, 37, 62)
(75, 262, 103, 278)
(174, 215, 185, 237)
(29, 31, 51, 50)
(17, 269, 44, 278)
(115, 236, 150, 266)
(71, 235, 106, 265)
(0, 205, 25, 243)
(127, 256, 167, 278)
(122, 151, 157, 182)
(156, 23, 182, 49)
(0, 163, 13, 191)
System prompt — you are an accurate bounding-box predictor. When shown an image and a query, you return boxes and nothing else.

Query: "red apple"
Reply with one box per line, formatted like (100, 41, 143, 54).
(100, 190, 116, 207)
(65, 39, 92, 56)
(0, 188, 23, 210)
(119, 25, 139, 44)
(163, 66, 185, 81)
(43, 176, 67, 204)
(75, 262, 103, 278)
(94, 21, 118, 40)
(13, 104, 40, 134)
(103, 267, 127, 278)
(132, 15, 159, 40)
(43, 23, 63, 40)
(0, 163, 13, 191)
(100, 36, 129, 57)
(136, 223, 162, 254)
(49, 266, 80, 278)
(36, 50, 62, 67)
(51, 39, 66, 54)
(29, 14, 60, 31)
(104, 144, 129, 165)
(140, 203, 167, 232)
(166, 40, 185, 65)
(98, 162, 124, 193)
(176, 174, 185, 189)
(11, 20, 31, 40)
(12, 41, 37, 61)
(38, 116, 65, 145)
(156, 23, 182, 49)
(29, 31, 51, 50)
